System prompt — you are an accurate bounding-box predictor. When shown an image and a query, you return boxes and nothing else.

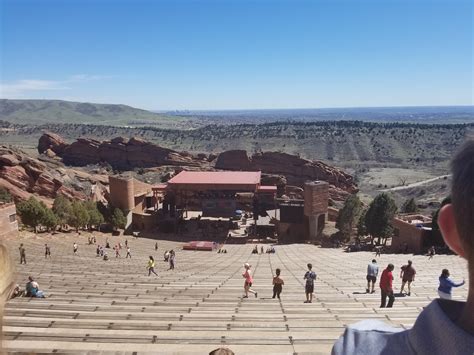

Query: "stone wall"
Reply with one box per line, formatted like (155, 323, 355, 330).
(0, 203, 19, 239)
(391, 217, 427, 253)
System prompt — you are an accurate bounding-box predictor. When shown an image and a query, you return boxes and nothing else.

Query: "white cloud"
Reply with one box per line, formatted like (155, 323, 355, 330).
(0, 74, 113, 98)
(0, 79, 69, 97)
(67, 74, 114, 82)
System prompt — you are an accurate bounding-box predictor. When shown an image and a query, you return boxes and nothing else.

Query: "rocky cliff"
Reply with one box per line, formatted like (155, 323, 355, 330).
(37, 133, 357, 201)
(0, 146, 107, 205)
(215, 150, 358, 199)
(53, 136, 207, 170)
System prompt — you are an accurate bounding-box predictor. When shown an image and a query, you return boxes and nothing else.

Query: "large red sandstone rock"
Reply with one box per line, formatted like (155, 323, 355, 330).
(216, 150, 358, 200)
(38, 131, 68, 155)
(60, 135, 206, 169)
(36, 133, 357, 202)
(0, 146, 86, 203)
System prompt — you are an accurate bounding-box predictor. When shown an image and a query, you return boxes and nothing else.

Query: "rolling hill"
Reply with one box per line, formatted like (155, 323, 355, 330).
(0, 99, 197, 129)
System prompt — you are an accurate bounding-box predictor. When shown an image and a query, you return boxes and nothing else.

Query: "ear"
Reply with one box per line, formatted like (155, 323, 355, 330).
(438, 204, 466, 258)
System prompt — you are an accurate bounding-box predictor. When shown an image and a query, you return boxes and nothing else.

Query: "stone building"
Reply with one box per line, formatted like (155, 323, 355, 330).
(391, 214, 432, 253)
(278, 181, 329, 243)
(108, 175, 158, 230)
(0, 202, 19, 239)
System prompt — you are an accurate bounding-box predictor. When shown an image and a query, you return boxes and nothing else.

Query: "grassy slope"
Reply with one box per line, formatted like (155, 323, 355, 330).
(2, 121, 472, 172)
(0, 99, 196, 129)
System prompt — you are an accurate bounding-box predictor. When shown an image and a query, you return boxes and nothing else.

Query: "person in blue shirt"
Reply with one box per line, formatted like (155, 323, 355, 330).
(332, 140, 474, 355)
(25, 276, 45, 298)
(438, 269, 465, 300)
(303, 263, 316, 303)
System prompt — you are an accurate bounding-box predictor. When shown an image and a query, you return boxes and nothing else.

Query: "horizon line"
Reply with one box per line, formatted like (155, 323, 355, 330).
(1, 97, 473, 113)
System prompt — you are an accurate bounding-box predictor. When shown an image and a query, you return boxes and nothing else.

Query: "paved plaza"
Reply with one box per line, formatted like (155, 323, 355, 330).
(2, 232, 469, 354)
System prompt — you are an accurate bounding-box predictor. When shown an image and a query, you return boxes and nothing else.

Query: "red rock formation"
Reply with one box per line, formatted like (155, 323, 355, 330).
(59, 136, 206, 169)
(216, 150, 358, 200)
(38, 131, 68, 155)
(0, 146, 86, 203)
(36, 133, 357, 201)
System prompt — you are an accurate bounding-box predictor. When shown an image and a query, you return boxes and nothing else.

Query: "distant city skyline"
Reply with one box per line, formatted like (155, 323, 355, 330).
(1, 0, 472, 111)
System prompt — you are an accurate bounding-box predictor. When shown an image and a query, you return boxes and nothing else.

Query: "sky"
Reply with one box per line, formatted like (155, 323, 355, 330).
(0, 0, 472, 110)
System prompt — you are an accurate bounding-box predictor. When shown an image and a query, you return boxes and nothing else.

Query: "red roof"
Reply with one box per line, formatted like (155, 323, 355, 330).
(167, 171, 262, 192)
(257, 186, 277, 192)
(168, 171, 261, 185)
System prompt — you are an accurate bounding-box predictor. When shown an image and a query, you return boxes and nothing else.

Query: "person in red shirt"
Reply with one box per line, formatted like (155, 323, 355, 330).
(379, 264, 395, 308)
(400, 260, 416, 296)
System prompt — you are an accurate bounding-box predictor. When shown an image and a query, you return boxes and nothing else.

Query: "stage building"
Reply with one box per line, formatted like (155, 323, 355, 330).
(159, 171, 277, 218)
(108, 171, 329, 243)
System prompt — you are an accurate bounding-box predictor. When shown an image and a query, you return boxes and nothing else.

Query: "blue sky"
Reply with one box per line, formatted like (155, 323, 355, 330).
(0, 0, 472, 110)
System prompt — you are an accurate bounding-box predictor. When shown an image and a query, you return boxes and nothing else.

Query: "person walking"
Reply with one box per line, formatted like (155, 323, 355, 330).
(126, 246, 132, 258)
(155, 242, 158, 251)
(147, 256, 158, 276)
(169, 250, 175, 270)
(44, 244, 51, 259)
(438, 269, 465, 300)
(375, 246, 382, 257)
(272, 268, 284, 299)
(380, 263, 395, 308)
(428, 246, 435, 260)
(242, 263, 257, 298)
(304, 263, 316, 303)
(73, 242, 78, 255)
(19, 244, 26, 264)
(114, 245, 120, 258)
(400, 260, 416, 296)
(366, 259, 379, 293)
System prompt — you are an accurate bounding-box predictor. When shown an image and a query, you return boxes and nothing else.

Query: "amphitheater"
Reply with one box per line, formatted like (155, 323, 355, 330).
(2, 231, 468, 354)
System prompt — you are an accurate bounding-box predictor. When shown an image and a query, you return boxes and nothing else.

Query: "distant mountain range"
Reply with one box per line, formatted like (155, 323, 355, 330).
(164, 106, 474, 124)
(1, 99, 473, 128)
(0, 99, 194, 129)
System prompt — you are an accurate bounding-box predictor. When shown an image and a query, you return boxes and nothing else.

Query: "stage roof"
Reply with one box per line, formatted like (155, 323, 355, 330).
(167, 171, 262, 191)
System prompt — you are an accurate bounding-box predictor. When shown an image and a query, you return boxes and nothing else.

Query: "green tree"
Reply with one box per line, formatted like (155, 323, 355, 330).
(17, 196, 46, 233)
(365, 193, 398, 245)
(401, 197, 418, 213)
(357, 209, 368, 238)
(0, 187, 12, 203)
(111, 208, 127, 230)
(52, 195, 73, 230)
(84, 200, 104, 230)
(68, 201, 90, 232)
(41, 207, 59, 232)
(335, 194, 362, 241)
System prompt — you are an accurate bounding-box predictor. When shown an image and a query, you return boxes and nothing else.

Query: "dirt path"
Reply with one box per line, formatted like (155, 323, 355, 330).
(381, 174, 450, 192)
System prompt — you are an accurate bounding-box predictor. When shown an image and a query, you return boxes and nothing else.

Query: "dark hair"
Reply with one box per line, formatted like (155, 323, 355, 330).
(387, 264, 394, 271)
(275, 268, 281, 276)
(149, 256, 154, 261)
(441, 269, 450, 277)
(209, 348, 235, 355)
(408, 260, 412, 265)
(307, 263, 312, 269)
(372, 259, 376, 263)
(451, 140, 474, 256)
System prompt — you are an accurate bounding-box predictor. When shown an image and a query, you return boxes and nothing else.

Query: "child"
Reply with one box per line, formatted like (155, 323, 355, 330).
(272, 268, 284, 299)
(242, 263, 257, 298)
(304, 263, 316, 303)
